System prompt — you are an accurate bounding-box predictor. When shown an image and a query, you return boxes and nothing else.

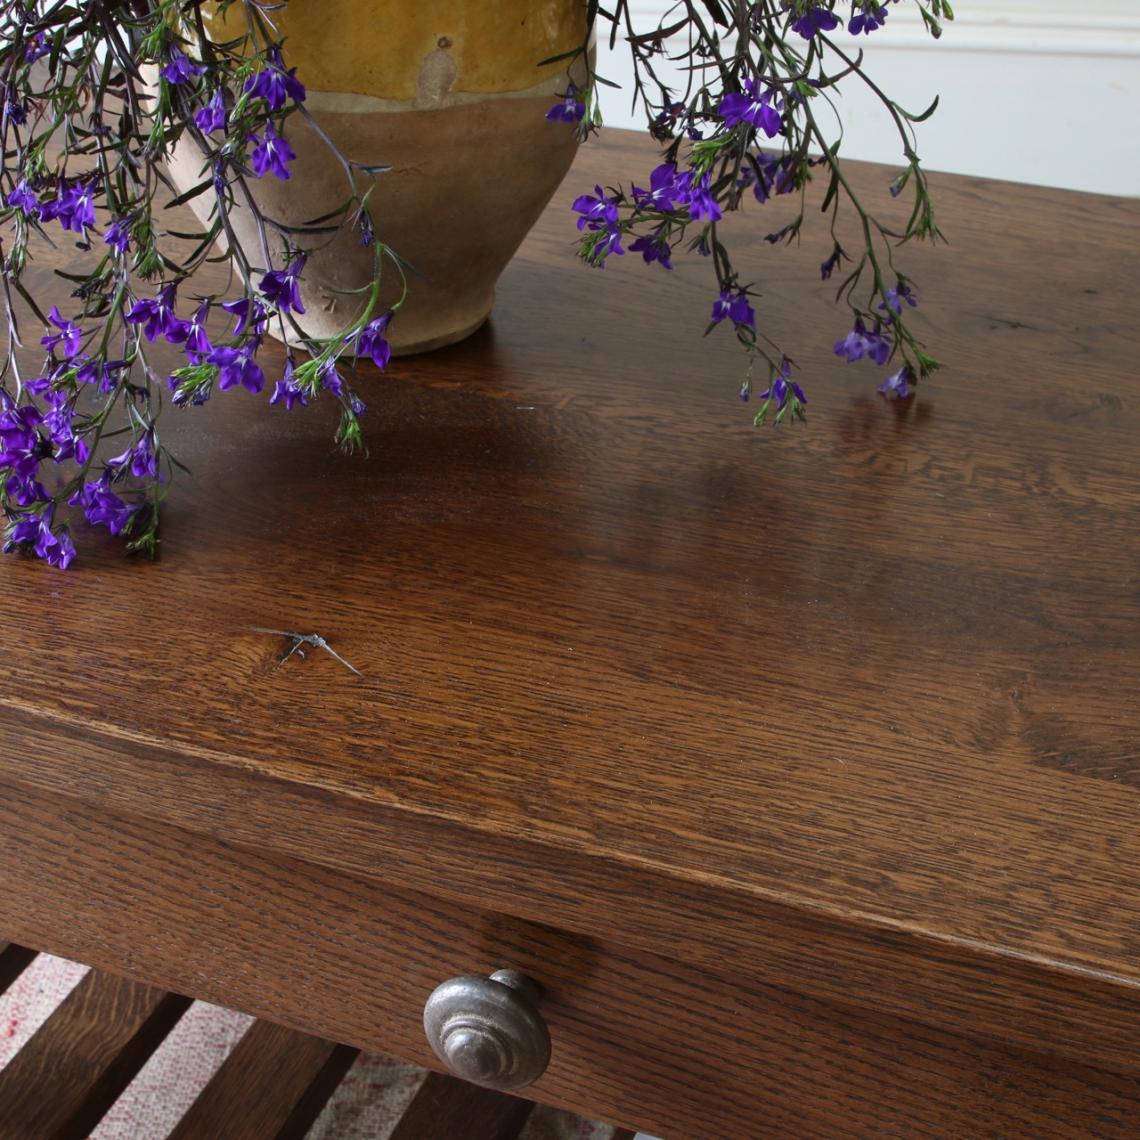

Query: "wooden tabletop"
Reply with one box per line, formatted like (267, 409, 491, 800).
(2, 132, 1138, 1077)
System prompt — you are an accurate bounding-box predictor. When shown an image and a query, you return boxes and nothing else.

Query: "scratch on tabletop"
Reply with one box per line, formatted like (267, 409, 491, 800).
(246, 627, 363, 678)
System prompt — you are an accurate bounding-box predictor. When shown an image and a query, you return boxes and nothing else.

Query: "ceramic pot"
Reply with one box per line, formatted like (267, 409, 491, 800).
(169, 0, 587, 353)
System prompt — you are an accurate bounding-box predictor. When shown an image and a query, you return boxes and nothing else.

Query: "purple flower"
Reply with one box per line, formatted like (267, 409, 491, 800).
(44, 180, 97, 235)
(588, 229, 625, 266)
(125, 283, 190, 344)
(710, 289, 756, 330)
(791, 5, 842, 40)
(5, 472, 48, 506)
(37, 519, 77, 568)
(318, 359, 343, 395)
(632, 163, 686, 212)
(244, 58, 306, 112)
(270, 360, 309, 410)
(70, 479, 139, 535)
(194, 88, 228, 134)
(24, 32, 49, 63)
(850, 3, 889, 36)
(834, 318, 892, 365)
(546, 84, 586, 123)
(107, 432, 157, 479)
(684, 174, 723, 223)
(161, 46, 205, 87)
(76, 358, 126, 394)
(259, 257, 306, 316)
(220, 297, 269, 337)
(357, 313, 392, 369)
(820, 250, 843, 280)
(208, 345, 265, 393)
(4, 95, 27, 126)
(0, 403, 44, 478)
(6, 179, 40, 219)
(878, 365, 913, 399)
(40, 305, 83, 359)
(761, 363, 807, 411)
(572, 186, 619, 231)
(629, 232, 673, 270)
(717, 78, 782, 137)
(4, 510, 76, 569)
(249, 123, 296, 181)
(184, 300, 212, 359)
(747, 151, 798, 204)
(103, 218, 131, 255)
(881, 282, 918, 315)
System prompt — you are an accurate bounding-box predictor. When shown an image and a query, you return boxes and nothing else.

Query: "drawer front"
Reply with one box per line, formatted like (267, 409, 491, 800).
(2, 782, 1139, 1139)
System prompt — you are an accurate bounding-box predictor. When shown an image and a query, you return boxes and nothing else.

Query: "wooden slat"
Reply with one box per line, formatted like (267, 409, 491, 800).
(0, 968, 189, 1140)
(169, 1019, 359, 1140)
(389, 1071, 534, 1140)
(0, 942, 36, 997)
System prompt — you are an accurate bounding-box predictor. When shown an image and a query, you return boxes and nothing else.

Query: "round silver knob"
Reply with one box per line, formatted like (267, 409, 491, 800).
(423, 969, 550, 1091)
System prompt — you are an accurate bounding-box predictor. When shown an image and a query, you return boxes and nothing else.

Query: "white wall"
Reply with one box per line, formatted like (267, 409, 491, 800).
(595, 0, 1140, 196)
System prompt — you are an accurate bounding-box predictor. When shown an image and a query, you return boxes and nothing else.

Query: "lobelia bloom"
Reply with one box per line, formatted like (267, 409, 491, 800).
(878, 365, 913, 399)
(42, 390, 89, 464)
(881, 282, 919, 315)
(791, 5, 842, 40)
(70, 478, 139, 536)
(546, 83, 586, 123)
(6, 179, 40, 219)
(249, 122, 296, 180)
(270, 359, 309, 410)
(572, 186, 619, 231)
(4, 509, 76, 569)
(40, 306, 84, 359)
(0, 402, 45, 478)
(107, 432, 158, 479)
(850, 3, 889, 36)
(761, 362, 808, 412)
(208, 344, 265, 393)
(194, 88, 228, 134)
(746, 151, 798, 204)
(23, 32, 49, 63)
(183, 301, 212, 361)
(629, 232, 673, 270)
(161, 46, 205, 86)
(718, 78, 783, 137)
(44, 180, 97, 235)
(76, 357, 127, 394)
(125, 283, 190, 344)
(221, 297, 269, 337)
(259, 257, 306, 316)
(820, 250, 843, 279)
(103, 218, 131, 255)
(318, 358, 344, 395)
(684, 173, 723, 223)
(244, 54, 307, 112)
(710, 289, 756, 330)
(357, 313, 392, 369)
(5, 472, 48, 506)
(834, 318, 892, 365)
(632, 163, 686, 212)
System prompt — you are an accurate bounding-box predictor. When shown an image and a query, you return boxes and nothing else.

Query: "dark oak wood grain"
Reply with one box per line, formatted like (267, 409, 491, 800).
(388, 1071, 534, 1140)
(0, 942, 35, 997)
(1, 132, 1138, 1137)
(4, 783, 1140, 1140)
(0, 966, 189, 1140)
(169, 1019, 359, 1140)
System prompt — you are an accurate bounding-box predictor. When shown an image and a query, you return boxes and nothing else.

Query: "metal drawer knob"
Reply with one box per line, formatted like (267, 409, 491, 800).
(423, 969, 551, 1091)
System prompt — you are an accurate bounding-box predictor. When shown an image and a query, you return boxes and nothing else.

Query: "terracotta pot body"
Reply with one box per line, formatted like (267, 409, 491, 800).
(169, 0, 587, 353)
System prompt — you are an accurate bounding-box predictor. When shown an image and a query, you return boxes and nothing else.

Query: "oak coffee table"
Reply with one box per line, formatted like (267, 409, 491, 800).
(1, 133, 1138, 1138)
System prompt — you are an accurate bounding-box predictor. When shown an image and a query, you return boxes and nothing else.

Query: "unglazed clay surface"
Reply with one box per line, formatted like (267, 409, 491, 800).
(174, 0, 586, 352)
